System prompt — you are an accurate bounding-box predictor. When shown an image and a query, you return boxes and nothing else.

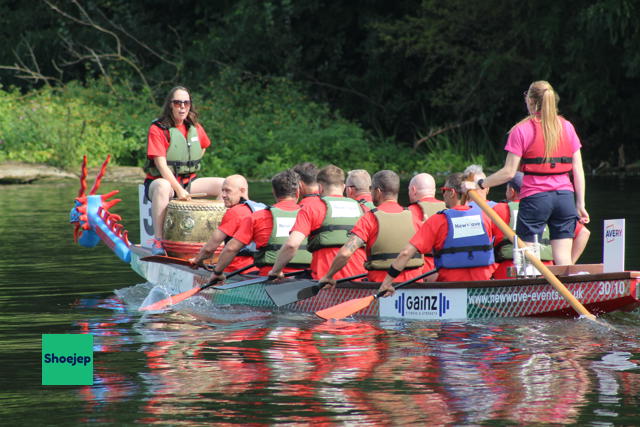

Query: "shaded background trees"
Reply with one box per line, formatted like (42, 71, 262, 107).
(2, 0, 639, 171)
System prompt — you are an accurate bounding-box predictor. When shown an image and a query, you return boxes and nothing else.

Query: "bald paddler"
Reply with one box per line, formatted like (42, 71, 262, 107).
(345, 169, 375, 212)
(191, 174, 264, 273)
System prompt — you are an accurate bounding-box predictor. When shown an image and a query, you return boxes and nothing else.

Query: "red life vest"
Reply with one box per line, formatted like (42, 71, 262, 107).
(520, 117, 573, 176)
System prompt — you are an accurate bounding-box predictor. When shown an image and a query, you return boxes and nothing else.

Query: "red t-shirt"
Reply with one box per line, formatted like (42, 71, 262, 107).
(218, 203, 258, 273)
(145, 122, 211, 180)
(410, 205, 498, 282)
(351, 201, 424, 282)
(298, 193, 320, 209)
(407, 197, 442, 274)
(234, 199, 302, 276)
(291, 194, 367, 280)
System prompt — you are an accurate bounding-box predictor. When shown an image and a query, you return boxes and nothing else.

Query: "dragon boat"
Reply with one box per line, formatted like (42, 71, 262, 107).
(70, 156, 640, 320)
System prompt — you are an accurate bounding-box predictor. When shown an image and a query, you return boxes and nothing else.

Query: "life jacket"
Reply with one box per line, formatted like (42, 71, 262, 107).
(469, 200, 498, 209)
(226, 199, 267, 257)
(144, 120, 204, 177)
(434, 206, 495, 269)
(520, 117, 573, 176)
(494, 201, 554, 261)
(412, 200, 446, 222)
(253, 206, 312, 268)
(364, 208, 424, 270)
(357, 198, 375, 213)
(307, 196, 362, 252)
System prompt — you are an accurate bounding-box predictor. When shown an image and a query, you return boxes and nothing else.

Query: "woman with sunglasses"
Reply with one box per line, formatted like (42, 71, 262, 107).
(143, 86, 224, 255)
(463, 80, 589, 266)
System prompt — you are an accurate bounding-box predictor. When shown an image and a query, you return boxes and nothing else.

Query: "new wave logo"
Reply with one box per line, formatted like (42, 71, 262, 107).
(393, 292, 451, 317)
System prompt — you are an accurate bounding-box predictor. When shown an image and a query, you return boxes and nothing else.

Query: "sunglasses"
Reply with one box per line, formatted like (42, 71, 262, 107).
(440, 186, 454, 195)
(171, 100, 191, 107)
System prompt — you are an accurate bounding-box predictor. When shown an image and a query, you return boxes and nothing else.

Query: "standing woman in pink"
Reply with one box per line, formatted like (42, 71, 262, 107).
(464, 81, 589, 265)
(144, 86, 224, 255)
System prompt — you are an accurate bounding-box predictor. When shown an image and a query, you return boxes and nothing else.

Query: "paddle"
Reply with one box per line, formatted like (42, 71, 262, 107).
(466, 189, 596, 321)
(266, 273, 367, 307)
(139, 263, 256, 311)
(316, 269, 438, 320)
(140, 255, 214, 271)
(213, 269, 311, 291)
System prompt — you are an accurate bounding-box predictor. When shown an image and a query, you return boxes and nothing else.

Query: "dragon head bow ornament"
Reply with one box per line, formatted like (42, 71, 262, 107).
(70, 155, 131, 263)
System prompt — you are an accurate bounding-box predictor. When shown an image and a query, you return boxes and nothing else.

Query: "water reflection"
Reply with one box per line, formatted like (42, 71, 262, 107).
(72, 293, 640, 425)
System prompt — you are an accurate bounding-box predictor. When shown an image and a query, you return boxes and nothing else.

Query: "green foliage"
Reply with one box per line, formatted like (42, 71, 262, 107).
(0, 80, 153, 169)
(0, 73, 498, 178)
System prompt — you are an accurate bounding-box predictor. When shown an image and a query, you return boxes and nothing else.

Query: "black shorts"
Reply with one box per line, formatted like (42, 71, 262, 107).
(143, 177, 192, 203)
(516, 190, 577, 241)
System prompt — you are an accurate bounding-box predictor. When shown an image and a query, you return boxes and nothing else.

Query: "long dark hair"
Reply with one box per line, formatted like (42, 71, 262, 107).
(157, 86, 200, 128)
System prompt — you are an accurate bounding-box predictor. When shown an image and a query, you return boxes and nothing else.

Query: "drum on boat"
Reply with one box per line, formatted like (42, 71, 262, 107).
(162, 199, 226, 261)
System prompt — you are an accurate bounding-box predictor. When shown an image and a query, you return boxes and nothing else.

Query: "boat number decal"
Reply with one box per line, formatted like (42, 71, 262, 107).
(379, 289, 467, 320)
(598, 280, 626, 296)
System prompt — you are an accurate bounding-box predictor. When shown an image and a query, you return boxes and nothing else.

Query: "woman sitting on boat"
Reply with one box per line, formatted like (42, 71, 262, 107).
(143, 86, 224, 255)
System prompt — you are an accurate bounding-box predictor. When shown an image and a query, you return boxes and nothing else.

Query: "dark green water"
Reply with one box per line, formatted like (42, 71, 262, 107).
(1, 178, 640, 425)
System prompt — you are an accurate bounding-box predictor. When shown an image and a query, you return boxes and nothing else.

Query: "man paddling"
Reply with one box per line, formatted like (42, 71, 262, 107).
(293, 162, 320, 208)
(407, 172, 445, 273)
(464, 164, 497, 207)
(319, 170, 425, 287)
(207, 169, 311, 281)
(345, 169, 375, 212)
(407, 173, 445, 223)
(191, 174, 264, 273)
(269, 164, 367, 280)
(378, 172, 500, 295)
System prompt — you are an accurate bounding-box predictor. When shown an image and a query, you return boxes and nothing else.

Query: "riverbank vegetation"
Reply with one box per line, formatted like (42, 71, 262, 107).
(0, 72, 488, 178)
(2, 1, 639, 177)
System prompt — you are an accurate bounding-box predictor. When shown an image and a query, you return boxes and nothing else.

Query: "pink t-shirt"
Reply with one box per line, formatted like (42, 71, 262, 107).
(505, 118, 581, 198)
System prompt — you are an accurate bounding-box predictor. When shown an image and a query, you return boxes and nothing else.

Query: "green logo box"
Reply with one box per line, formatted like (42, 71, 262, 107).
(42, 334, 94, 385)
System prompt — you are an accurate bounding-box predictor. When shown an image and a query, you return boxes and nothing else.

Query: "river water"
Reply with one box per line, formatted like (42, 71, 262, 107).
(1, 178, 640, 425)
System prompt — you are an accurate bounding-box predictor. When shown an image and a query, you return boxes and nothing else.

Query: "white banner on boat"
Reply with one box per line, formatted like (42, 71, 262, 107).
(379, 288, 468, 320)
(139, 184, 154, 247)
(603, 218, 625, 273)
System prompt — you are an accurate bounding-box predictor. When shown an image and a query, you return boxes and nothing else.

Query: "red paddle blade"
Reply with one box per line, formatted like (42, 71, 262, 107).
(315, 295, 376, 320)
(139, 286, 202, 311)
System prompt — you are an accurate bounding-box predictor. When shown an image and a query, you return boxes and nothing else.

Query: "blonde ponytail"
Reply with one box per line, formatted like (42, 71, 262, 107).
(540, 87, 561, 160)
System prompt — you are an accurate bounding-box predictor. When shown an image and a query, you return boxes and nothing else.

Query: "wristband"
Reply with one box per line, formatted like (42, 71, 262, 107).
(477, 179, 485, 190)
(388, 265, 403, 278)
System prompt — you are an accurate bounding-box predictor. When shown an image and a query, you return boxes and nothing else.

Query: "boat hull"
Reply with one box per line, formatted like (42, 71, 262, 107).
(130, 246, 640, 320)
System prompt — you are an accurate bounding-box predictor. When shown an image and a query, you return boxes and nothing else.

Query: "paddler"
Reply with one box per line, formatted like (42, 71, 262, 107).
(190, 174, 264, 273)
(464, 164, 497, 207)
(345, 169, 375, 212)
(407, 172, 445, 273)
(207, 169, 311, 281)
(378, 172, 500, 296)
(143, 86, 224, 255)
(293, 162, 320, 208)
(319, 170, 425, 286)
(268, 164, 367, 280)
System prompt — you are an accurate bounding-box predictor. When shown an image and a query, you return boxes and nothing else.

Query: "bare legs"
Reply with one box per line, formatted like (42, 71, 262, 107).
(551, 238, 573, 266)
(149, 177, 224, 240)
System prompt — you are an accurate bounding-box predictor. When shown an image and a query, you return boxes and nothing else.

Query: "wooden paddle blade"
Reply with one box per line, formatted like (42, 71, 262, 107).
(139, 286, 202, 311)
(266, 280, 322, 307)
(315, 295, 376, 320)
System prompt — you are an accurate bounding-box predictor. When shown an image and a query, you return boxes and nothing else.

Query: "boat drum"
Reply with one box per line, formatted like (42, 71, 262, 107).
(162, 199, 226, 261)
